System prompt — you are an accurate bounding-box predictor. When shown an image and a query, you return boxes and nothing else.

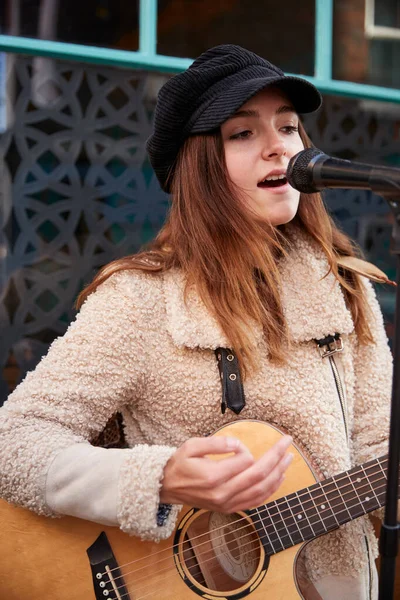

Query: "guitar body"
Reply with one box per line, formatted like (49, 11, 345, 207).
(0, 421, 326, 599)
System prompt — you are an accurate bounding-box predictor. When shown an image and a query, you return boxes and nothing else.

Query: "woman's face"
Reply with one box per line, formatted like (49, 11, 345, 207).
(221, 88, 304, 226)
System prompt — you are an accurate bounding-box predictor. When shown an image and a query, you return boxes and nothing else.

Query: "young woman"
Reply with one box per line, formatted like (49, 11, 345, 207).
(0, 45, 393, 600)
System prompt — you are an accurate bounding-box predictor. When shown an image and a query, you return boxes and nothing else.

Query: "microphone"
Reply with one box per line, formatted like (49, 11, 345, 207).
(287, 147, 400, 194)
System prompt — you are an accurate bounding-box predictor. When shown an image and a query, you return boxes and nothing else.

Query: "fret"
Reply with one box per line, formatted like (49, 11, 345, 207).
(249, 504, 285, 554)
(376, 457, 389, 507)
(345, 476, 367, 520)
(319, 479, 351, 525)
(334, 472, 356, 518)
(334, 472, 362, 522)
(347, 458, 386, 515)
(300, 484, 328, 536)
(347, 470, 365, 518)
(375, 458, 388, 502)
(377, 458, 388, 483)
(251, 506, 276, 555)
(274, 497, 304, 546)
(312, 482, 340, 530)
(249, 455, 391, 555)
(249, 498, 305, 554)
(359, 464, 381, 508)
(292, 491, 316, 539)
(267, 500, 296, 547)
(263, 502, 287, 551)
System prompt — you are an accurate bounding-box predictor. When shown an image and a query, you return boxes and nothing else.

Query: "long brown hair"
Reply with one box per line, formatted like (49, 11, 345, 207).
(77, 121, 373, 373)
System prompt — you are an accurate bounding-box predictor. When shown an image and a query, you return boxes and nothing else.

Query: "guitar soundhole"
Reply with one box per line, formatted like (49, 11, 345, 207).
(180, 511, 264, 593)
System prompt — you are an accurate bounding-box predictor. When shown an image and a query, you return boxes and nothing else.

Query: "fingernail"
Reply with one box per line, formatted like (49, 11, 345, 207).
(283, 453, 294, 468)
(280, 435, 293, 448)
(226, 437, 240, 450)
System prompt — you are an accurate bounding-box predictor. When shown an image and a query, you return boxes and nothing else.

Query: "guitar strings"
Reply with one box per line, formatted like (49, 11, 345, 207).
(111, 484, 389, 600)
(105, 460, 388, 592)
(123, 483, 389, 600)
(99, 458, 388, 596)
(104, 475, 389, 598)
(110, 469, 386, 591)
(118, 527, 260, 600)
(115, 479, 387, 591)
(101, 456, 388, 579)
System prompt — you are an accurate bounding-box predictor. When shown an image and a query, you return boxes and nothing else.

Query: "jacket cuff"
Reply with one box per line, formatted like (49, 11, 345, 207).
(117, 445, 182, 541)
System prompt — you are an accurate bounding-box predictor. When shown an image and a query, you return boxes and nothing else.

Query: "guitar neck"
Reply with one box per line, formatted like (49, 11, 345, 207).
(249, 455, 388, 555)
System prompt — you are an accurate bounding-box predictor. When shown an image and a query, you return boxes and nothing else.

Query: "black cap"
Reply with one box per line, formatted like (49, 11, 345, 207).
(147, 44, 322, 192)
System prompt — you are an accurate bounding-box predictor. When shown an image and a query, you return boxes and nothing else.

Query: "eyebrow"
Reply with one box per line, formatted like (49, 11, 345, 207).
(227, 105, 296, 121)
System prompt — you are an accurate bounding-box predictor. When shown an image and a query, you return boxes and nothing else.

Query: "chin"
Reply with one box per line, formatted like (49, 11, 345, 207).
(266, 208, 299, 227)
(272, 215, 297, 226)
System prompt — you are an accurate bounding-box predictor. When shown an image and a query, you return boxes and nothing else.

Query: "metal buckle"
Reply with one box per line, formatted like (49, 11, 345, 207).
(318, 336, 344, 358)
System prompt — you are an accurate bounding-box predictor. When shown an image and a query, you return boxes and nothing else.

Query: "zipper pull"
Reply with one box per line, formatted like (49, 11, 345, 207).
(315, 333, 344, 358)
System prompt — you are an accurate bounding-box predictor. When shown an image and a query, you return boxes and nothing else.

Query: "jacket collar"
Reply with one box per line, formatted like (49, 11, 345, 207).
(163, 232, 354, 350)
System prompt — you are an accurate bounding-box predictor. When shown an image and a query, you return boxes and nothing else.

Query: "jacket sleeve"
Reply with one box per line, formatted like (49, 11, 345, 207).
(0, 272, 180, 541)
(351, 278, 393, 469)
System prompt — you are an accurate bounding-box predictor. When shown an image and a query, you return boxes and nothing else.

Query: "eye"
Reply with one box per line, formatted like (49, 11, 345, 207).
(281, 125, 299, 134)
(229, 130, 253, 140)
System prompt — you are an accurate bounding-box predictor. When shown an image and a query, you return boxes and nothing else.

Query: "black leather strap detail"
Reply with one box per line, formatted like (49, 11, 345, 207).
(215, 348, 246, 415)
(315, 333, 343, 359)
(315, 332, 341, 347)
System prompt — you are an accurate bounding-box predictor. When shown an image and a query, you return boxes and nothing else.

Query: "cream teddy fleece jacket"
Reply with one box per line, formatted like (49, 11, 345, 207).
(0, 231, 393, 593)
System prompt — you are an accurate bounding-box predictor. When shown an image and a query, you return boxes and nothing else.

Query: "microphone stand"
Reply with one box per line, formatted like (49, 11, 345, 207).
(369, 173, 400, 600)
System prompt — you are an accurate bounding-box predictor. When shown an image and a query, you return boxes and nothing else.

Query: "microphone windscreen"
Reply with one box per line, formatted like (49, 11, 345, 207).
(287, 147, 325, 193)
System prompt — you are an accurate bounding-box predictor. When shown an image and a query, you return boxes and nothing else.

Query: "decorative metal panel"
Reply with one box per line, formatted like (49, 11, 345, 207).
(0, 55, 170, 402)
(0, 55, 397, 404)
(302, 97, 398, 341)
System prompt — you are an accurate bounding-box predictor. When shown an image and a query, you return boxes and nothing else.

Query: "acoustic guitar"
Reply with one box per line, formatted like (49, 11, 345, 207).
(0, 420, 392, 599)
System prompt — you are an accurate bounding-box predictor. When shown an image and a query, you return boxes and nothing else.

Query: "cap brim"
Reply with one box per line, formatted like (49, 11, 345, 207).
(190, 75, 322, 134)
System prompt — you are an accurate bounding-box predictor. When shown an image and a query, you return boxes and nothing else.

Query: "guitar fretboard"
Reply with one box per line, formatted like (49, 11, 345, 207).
(249, 455, 388, 555)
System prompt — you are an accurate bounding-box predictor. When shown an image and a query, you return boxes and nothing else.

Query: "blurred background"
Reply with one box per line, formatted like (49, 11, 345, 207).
(0, 0, 399, 405)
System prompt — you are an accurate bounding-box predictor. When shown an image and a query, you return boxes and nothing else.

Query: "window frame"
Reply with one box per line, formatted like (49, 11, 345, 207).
(365, 0, 400, 40)
(0, 0, 399, 103)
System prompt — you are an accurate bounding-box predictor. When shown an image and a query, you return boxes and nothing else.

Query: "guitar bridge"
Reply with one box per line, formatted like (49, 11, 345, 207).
(87, 531, 131, 600)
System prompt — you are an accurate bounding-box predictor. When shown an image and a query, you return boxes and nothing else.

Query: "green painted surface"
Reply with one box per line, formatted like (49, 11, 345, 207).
(315, 0, 333, 80)
(0, 0, 400, 105)
(139, 0, 157, 56)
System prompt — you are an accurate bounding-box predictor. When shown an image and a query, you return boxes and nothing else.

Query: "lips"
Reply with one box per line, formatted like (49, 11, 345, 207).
(258, 176, 288, 188)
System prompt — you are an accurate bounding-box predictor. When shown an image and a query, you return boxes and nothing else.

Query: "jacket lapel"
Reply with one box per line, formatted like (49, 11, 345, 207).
(163, 269, 240, 349)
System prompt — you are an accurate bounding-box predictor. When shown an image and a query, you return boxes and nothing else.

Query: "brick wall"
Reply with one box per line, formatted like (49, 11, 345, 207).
(333, 0, 369, 82)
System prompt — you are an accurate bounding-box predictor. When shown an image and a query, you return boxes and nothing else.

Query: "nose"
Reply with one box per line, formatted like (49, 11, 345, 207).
(261, 132, 287, 160)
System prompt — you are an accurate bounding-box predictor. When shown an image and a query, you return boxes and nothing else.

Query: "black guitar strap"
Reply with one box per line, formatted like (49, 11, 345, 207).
(215, 348, 246, 415)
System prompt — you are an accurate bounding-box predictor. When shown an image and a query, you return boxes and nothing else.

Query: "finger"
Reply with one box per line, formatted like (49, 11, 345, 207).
(209, 437, 293, 506)
(197, 447, 256, 487)
(223, 453, 294, 512)
(219, 435, 293, 494)
(252, 434, 293, 476)
(182, 435, 250, 458)
(226, 472, 286, 512)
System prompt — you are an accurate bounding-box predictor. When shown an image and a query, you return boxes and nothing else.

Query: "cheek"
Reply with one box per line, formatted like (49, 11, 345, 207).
(225, 143, 259, 188)
(289, 136, 305, 156)
(225, 152, 246, 185)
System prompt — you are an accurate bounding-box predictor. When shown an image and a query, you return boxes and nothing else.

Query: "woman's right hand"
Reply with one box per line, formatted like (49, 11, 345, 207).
(159, 434, 294, 513)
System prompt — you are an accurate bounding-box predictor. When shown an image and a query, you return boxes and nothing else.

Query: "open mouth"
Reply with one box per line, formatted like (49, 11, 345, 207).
(257, 176, 288, 188)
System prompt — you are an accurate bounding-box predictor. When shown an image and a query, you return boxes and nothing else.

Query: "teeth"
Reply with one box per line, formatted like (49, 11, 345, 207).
(264, 174, 286, 181)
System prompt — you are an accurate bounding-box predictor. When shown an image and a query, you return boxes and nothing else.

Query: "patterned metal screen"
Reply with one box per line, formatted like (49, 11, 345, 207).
(0, 54, 397, 405)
